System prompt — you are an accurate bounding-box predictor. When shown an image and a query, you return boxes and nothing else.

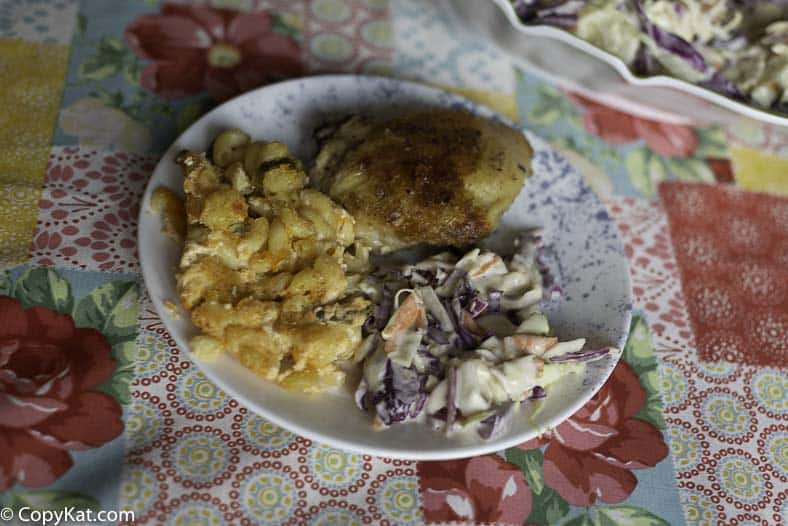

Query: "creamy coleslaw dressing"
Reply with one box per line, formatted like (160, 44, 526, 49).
(354, 235, 617, 439)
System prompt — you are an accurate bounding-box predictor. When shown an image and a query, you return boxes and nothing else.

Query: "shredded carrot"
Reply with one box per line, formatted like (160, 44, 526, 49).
(381, 292, 427, 342)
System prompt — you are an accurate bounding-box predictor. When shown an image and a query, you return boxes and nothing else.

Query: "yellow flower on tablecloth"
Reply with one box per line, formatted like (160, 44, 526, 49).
(731, 146, 788, 196)
(0, 38, 68, 266)
(59, 98, 153, 152)
(312, 445, 360, 486)
(683, 491, 716, 525)
(377, 476, 420, 523)
(718, 456, 764, 502)
(119, 467, 157, 516)
(243, 471, 296, 523)
(437, 84, 519, 123)
(312, 0, 353, 23)
(279, 12, 304, 32)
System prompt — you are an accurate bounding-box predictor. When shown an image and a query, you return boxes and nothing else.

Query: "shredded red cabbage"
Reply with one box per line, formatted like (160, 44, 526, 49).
(427, 325, 451, 344)
(641, 17, 708, 73)
(512, 0, 582, 28)
(531, 385, 547, 399)
(549, 347, 612, 362)
(485, 289, 502, 313)
(468, 296, 489, 317)
(356, 231, 612, 439)
(373, 360, 428, 425)
(700, 71, 746, 100)
(477, 402, 516, 439)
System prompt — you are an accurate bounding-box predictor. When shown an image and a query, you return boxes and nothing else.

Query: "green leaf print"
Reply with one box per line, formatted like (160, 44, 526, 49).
(527, 85, 573, 127)
(532, 488, 571, 525)
(505, 448, 544, 493)
(0, 270, 11, 295)
(13, 268, 74, 313)
(634, 370, 667, 429)
(505, 448, 570, 525)
(622, 314, 657, 374)
(76, 14, 87, 38)
(596, 506, 670, 526)
(98, 360, 135, 405)
(79, 37, 126, 79)
(622, 313, 666, 429)
(664, 157, 715, 183)
(648, 154, 667, 185)
(91, 87, 125, 110)
(97, 340, 138, 404)
(73, 280, 140, 344)
(176, 100, 206, 133)
(693, 126, 728, 159)
(123, 58, 143, 85)
(80, 35, 143, 85)
(74, 282, 140, 405)
(562, 513, 596, 526)
(272, 13, 301, 39)
(9, 490, 99, 512)
(625, 148, 654, 196)
(112, 339, 139, 364)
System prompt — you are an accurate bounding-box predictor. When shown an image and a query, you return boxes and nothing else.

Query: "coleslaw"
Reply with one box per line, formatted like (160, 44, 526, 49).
(353, 230, 616, 440)
(511, 0, 788, 113)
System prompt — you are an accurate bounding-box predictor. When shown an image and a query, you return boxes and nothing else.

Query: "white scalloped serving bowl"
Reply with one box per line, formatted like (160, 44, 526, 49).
(451, 0, 788, 127)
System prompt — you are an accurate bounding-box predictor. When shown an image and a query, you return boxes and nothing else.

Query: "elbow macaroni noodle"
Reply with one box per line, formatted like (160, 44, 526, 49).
(172, 130, 371, 393)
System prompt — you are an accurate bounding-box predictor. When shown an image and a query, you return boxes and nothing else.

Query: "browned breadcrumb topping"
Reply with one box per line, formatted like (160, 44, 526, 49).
(172, 131, 371, 393)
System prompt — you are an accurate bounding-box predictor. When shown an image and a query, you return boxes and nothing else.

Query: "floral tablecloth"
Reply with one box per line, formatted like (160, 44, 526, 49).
(1, 1, 786, 525)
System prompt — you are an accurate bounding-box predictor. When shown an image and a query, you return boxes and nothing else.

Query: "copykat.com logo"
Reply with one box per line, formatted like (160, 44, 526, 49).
(1, 507, 134, 525)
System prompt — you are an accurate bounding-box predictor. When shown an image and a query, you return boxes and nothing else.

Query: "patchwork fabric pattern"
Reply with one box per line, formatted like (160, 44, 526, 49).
(120, 292, 422, 525)
(30, 147, 155, 273)
(0, 0, 785, 523)
(608, 196, 788, 525)
(0, 38, 69, 267)
(659, 182, 788, 368)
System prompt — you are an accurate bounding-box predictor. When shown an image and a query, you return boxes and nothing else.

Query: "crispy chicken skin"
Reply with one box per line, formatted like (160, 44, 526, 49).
(311, 109, 533, 252)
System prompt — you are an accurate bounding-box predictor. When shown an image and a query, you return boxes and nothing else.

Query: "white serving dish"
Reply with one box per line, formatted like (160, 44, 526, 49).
(451, 0, 788, 128)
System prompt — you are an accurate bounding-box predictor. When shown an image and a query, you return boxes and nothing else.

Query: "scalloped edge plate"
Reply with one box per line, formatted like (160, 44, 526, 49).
(451, 0, 787, 127)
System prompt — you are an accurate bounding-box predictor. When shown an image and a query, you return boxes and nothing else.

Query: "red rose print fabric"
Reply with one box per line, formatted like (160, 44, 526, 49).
(659, 182, 788, 367)
(418, 454, 532, 525)
(568, 92, 698, 157)
(125, 3, 302, 101)
(518, 362, 668, 507)
(0, 296, 123, 491)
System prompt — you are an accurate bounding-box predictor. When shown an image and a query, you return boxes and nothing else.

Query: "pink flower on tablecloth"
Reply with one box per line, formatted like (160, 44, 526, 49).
(519, 362, 668, 507)
(77, 212, 138, 270)
(418, 454, 531, 525)
(31, 149, 150, 273)
(0, 296, 123, 491)
(125, 3, 303, 101)
(568, 92, 698, 157)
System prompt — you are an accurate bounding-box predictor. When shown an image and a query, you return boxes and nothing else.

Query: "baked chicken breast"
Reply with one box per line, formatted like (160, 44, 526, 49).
(311, 109, 533, 251)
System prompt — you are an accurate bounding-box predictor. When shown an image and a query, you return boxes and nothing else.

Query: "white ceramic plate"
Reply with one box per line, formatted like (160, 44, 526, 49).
(138, 75, 632, 460)
(450, 0, 788, 128)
